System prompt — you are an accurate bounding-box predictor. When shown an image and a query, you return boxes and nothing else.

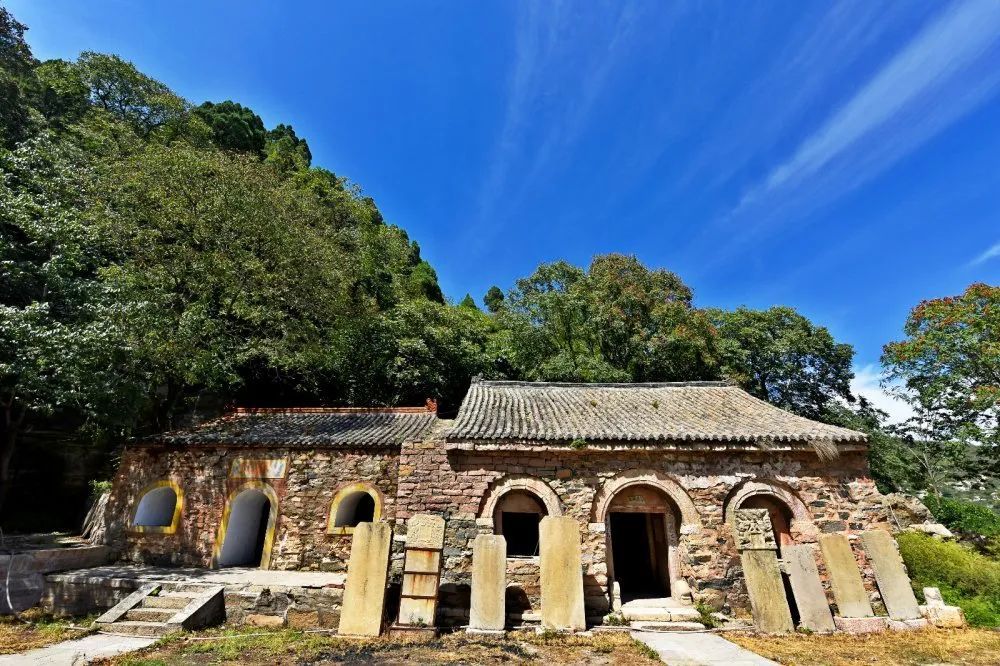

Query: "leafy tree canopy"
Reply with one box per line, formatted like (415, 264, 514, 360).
(193, 100, 266, 154)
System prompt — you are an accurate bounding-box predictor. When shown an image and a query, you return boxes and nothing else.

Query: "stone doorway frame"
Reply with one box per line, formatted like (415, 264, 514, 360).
(593, 471, 700, 603)
(211, 481, 279, 570)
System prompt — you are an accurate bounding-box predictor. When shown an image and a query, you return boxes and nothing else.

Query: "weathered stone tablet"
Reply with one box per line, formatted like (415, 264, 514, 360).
(735, 509, 793, 633)
(396, 514, 446, 629)
(860, 529, 920, 620)
(406, 514, 446, 550)
(469, 534, 507, 632)
(539, 515, 586, 631)
(783, 544, 835, 632)
(819, 533, 873, 618)
(338, 522, 392, 636)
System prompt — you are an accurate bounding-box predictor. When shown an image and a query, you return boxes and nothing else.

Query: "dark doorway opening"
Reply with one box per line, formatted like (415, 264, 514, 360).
(218, 489, 272, 567)
(502, 512, 542, 557)
(610, 512, 670, 602)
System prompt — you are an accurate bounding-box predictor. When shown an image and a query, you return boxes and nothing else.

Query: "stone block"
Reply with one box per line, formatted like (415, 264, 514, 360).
(338, 522, 392, 637)
(922, 604, 966, 628)
(860, 530, 920, 620)
(819, 534, 873, 618)
(922, 587, 945, 608)
(246, 613, 285, 628)
(539, 516, 586, 631)
(469, 534, 506, 632)
(783, 545, 835, 632)
(833, 615, 888, 634)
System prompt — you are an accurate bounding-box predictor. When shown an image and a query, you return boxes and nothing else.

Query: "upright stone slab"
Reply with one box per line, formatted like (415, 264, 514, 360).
(783, 545, 835, 632)
(818, 533, 873, 618)
(539, 515, 586, 631)
(860, 529, 920, 620)
(735, 509, 794, 633)
(469, 534, 507, 632)
(338, 522, 392, 636)
(394, 514, 446, 632)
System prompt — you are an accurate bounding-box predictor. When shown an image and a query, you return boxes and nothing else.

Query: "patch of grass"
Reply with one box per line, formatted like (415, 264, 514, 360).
(897, 531, 1000, 627)
(729, 627, 1000, 666)
(695, 602, 721, 628)
(630, 637, 661, 661)
(0, 608, 95, 655)
(102, 627, 662, 665)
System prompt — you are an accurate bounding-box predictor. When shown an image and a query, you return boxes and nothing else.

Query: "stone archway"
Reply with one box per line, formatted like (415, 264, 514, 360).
(724, 479, 813, 546)
(480, 475, 562, 520)
(213, 482, 279, 569)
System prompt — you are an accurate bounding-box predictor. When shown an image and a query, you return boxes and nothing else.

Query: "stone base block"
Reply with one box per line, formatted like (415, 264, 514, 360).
(921, 605, 966, 628)
(833, 616, 889, 634)
(388, 625, 437, 641)
(466, 628, 505, 635)
(887, 618, 929, 632)
(630, 621, 705, 632)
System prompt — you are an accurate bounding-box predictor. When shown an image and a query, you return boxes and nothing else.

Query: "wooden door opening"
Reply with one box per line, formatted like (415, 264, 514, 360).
(609, 512, 670, 602)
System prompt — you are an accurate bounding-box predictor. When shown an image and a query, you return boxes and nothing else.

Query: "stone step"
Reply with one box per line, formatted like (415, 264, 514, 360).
(630, 621, 706, 632)
(125, 607, 177, 623)
(101, 620, 175, 638)
(621, 606, 702, 623)
(141, 594, 195, 610)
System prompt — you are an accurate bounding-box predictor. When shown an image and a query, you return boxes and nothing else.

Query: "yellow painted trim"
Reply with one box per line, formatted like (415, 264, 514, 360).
(211, 481, 279, 569)
(326, 482, 383, 536)
(129, 479, 184, 535)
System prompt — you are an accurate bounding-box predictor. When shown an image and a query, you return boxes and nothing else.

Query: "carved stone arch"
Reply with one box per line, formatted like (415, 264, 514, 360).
(591, 469, 700, 528)
(479, 474, 562, 519)
(723, 478, 811, 525)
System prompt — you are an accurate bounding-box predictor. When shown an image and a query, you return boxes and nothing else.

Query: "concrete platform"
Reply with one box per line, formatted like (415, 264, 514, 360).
(0, 633, 155, 665)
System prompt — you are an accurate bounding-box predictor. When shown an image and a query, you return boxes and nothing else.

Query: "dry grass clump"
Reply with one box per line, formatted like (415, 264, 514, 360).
(729, 627, 1000, 666)
(0, 608, 95, 654)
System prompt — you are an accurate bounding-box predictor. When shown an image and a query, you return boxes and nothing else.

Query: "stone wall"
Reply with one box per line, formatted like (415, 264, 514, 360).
(106, 444, 399, 571)
(395, 424, 892, 623)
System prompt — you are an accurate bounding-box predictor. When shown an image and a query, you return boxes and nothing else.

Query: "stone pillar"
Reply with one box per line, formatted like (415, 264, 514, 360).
(734, 508, 794, 633)
(539, 516, 586, 631)
(818, 534, 873, 618)
(338, 522, 392, 636)
(783, 545, 835, 632)
(860, 530, 920, 620)
(469, 534, 506, 633)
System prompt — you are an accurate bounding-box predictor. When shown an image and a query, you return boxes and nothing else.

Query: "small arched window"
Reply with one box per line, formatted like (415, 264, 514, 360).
(494, 490, 547, 557)
(130, 481, 183, 534)
(327, 484, 382, 535)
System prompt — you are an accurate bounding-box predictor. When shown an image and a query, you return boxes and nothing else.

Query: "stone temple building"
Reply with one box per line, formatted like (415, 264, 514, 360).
(105, 378, 897, 626)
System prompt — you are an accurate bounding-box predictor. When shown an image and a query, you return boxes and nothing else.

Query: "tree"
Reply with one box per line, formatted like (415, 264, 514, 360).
(484, 285, 504, 313)
(32, 59, 90, 127)
(76, 52, 187, 138)
(265, 123, 311, 171)
(497, 255, 718, 382)
(459, 294, 478, 309)
(709, 306, 854, 421)
(0, 7, 38, 147)
(193, 100, 266, 154)
(883, 283, 1000, 460)
(0, 136, 135, 507)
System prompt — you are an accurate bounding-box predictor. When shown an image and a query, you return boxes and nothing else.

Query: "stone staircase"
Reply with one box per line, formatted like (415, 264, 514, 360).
(95, 581, 225, 637)
(620, 597, 705, 631)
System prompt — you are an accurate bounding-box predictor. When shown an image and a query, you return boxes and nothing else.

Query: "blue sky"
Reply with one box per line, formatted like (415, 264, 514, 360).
(8, 1, 1000, 417)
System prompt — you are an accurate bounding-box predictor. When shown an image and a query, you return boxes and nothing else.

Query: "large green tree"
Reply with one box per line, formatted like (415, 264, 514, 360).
(709, 306, 854, 421)
(883, 283, 1000, 457)
(193, 100, 266, 154)
(496, 254, 718, 382)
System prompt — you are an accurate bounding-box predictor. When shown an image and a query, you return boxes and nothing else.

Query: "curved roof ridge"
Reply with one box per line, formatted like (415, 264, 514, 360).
(472, 379, 736, 389)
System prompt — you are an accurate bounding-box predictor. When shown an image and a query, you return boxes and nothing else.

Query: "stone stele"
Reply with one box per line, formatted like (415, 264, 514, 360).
(469, 534, 507, 632)
(819, 533, 873, 618)
(860, 529, 920, 620)
(783, 544, 835, 632)
(735, 509, 793, 633)
(396, 513, 446, 628)
(338, 522, 392, 636)
(539, 515, 586, 631)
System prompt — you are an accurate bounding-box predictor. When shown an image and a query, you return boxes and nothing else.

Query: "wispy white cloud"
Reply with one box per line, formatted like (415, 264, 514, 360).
(851, 364, 915, 425)
(969, 240, 1000, 267)
(756, 0, 1000, 199)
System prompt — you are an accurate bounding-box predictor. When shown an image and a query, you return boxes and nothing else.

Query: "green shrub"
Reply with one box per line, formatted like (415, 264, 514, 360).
(897, 531, 1000, 627)
(923, 495, 1000, 537)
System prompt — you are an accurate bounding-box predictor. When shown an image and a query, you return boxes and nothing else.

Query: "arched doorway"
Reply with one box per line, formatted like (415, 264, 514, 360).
(493, 490, 548, 557)
(605, 485, 679, 602)
(216, 485, 278, 568)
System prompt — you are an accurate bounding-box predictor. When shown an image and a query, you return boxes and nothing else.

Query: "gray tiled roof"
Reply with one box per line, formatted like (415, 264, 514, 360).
(157, 408, 437, 448)
(448, 380, 866, 446)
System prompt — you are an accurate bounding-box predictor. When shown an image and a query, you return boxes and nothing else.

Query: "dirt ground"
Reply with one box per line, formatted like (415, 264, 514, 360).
(728, 627, 1000, 666)
(97, 628, 660, 665)
(0, 608, 96, 654)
